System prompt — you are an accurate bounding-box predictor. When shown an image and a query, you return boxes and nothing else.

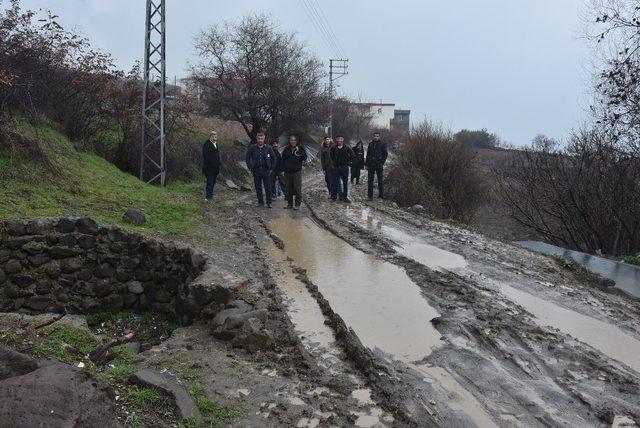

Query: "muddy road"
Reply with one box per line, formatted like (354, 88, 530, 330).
(256, 172, 640, 427)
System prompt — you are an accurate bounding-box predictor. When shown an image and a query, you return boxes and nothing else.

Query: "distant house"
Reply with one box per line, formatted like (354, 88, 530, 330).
(391, 109, 411, 133)
(351, 102, 410, 131)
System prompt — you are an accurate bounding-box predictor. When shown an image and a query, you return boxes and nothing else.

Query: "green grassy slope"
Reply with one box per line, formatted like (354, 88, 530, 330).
(0, 120, 205, 235)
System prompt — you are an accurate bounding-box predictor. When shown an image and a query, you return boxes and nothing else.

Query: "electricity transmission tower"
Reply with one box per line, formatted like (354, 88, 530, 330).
(328, 59, 348, 138)
(140, 0, 166, 185)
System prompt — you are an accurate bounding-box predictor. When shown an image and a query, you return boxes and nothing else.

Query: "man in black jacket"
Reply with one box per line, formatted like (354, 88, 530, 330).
(245, 132, 276, 208)
(365, 131, 388, 200)
(330, 135, 355, 202)
(281, 134, 307, 210)
(270, 140, 284, 200)
(202, 130, 221, 202)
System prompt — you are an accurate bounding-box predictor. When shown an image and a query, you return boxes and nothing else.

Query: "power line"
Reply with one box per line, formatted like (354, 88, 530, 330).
(309, 0, 345, 59)
(299, 0, 341, 58)
(309, 0, 346, 59)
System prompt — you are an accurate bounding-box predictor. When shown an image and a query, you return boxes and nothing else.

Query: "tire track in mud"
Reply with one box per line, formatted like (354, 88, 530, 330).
(257, 216, 436, 427)
(303, 191, 640, 427)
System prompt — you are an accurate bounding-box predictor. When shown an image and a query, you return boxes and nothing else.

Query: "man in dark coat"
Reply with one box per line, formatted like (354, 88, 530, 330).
(365, 132, 389, 201)
(281, 134, 307, 210)
(202, 130, 221, 202)
(330, 135, 355, 202)
(365, 131, 388, 200)
(245, 132, 276, 208)
(351, 140, 365, 185)
(320, 136, 335, 196)
(270, 140, 285, 199)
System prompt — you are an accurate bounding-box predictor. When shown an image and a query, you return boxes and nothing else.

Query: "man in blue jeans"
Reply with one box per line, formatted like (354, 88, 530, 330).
(330, 135, 355, 202)
(245, 132, 275, 208)
(202, 130, 221, 202)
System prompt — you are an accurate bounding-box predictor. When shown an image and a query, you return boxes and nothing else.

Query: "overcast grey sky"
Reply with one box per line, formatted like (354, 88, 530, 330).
(16, 0, 592, 145)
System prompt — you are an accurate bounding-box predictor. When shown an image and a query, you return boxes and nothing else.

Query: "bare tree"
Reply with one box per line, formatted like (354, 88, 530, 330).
(588, 0, 640, 151)
(495, 130, 640, 255)
(331, 97, 374, 142)
(191, 14, 328, 142)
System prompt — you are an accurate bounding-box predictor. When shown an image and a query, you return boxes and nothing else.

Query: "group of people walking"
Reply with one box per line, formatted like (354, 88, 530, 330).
(320, 131, 388, 202)
(202, 130, 387, 209)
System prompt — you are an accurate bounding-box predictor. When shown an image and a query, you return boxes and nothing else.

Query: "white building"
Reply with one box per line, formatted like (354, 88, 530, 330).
(352, 103, 396, 130)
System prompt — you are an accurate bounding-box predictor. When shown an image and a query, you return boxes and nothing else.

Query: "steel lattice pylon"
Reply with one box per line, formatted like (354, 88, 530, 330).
(140, 0, 166, 185)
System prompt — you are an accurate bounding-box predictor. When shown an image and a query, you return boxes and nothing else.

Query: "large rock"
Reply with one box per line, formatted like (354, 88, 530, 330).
(123, 208, 146, 226)
(75, 217, 99, 235)
(0, 347, 38, 381)
(0, 361, 120, 427)
(232, 318, 274, 353)
(225, 179, 240, 190)
(221, 309, 268, 331)
(5, 259, 22, 274)
(130, 369, 201, 422)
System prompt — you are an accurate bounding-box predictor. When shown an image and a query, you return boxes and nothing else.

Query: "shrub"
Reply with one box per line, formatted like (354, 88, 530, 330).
(386, 121, 487, 223)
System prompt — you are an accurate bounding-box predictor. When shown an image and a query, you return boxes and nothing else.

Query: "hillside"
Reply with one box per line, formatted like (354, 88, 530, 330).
(0, 119, 205, 235)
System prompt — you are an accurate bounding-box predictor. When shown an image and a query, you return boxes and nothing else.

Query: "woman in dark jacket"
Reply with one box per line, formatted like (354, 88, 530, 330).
(351, 140, 365, 185)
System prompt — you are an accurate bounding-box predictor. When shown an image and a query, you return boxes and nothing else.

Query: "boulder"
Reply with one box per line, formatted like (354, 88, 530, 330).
(76, 217, 99, 235)
(123, 208, 146, 226)
(27, 253, 50, 267)
(208, 307, 248, 331)
(130, 369, 201, 423)
(221, 309, 268, 331)
(225, 179, 240, 190)
(60, 257, 83, 274)
(55, 218, 77, 233)
(597, 278, 616, 288)
(49, 246, 80, 259)
(44, 261, 61, 279)
(25, 218, 55, 235)
(128, 281, 144, 294)
(0, 347, 38, 381)
(5, 221, 26, 236)
(0, 361, 120, 427)
(22, 241, 47, 255)
(232, 319, 274, 354)
(5, 259, 22, 274)
(76, 234, 96, 249)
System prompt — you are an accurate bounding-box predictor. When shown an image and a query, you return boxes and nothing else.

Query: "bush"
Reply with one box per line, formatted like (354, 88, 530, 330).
(495, 130, 640, 256)
(386, 121, 487, 223)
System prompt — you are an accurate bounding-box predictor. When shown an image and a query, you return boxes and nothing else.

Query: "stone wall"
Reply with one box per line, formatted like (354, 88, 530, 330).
(0, 217, 228, 323)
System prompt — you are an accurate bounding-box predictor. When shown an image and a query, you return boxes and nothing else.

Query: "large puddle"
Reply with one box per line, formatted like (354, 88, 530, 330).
(517, 240, 640, 298)
(347, 207, 467, 271)
(268, 216, 442, 361)
(267, 243, 346, 373)
(345, 206, 640, 374)
(494, 279, 640, 373)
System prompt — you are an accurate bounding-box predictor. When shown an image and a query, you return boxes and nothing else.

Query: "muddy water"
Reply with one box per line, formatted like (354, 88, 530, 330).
(267, 243, 346, 373)
(268, 216, 442, 361)
(347, 207, 467, 271)
(493, 280, 640, 373)
(347, 206, 640, 374)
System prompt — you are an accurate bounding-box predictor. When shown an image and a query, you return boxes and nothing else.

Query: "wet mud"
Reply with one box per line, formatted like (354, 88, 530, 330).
(297, 180, 640, 427)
